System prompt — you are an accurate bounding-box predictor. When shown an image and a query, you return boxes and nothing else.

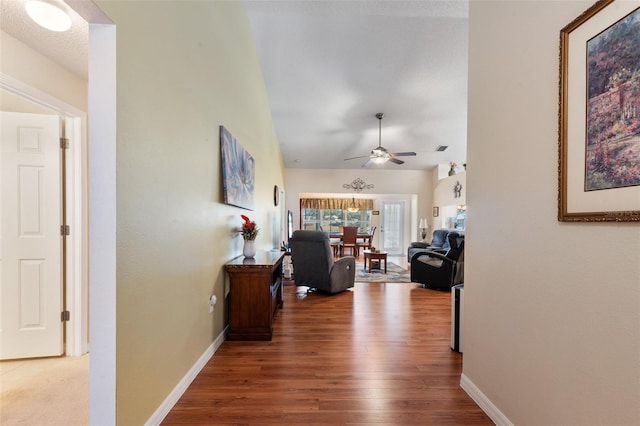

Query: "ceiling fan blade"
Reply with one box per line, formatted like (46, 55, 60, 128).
(389, 157, 405, 165)
(391, 152, 416, 157)
(344, 155, 370, 161)
(361, 159, 374, 168)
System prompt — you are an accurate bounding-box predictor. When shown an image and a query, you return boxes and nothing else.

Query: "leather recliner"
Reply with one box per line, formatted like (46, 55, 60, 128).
(289, 230, 355, 294)
(409, 232, 465, 290)
(407, 229, 454, 260)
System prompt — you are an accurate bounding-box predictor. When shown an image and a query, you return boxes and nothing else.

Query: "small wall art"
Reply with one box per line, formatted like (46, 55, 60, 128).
(220, 125, 254, 210)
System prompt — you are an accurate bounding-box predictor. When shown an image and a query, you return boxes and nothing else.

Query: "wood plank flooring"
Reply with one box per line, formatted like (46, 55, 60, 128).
(162, 278, 492, 425)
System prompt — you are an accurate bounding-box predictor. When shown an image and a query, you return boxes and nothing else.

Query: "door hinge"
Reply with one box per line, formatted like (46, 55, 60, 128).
(61, 311, 70, 322)
(60, 138, 69, 149)
(60, 225, 70, 236)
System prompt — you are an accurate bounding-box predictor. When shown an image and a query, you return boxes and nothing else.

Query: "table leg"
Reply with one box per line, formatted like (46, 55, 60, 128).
(384, 256, 387, 273)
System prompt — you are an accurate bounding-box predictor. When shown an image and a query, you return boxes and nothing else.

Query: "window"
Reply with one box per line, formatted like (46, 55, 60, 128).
(302, 208, 371, 233)
(299, 198, 374, 233)
(455, 205, 466, 230)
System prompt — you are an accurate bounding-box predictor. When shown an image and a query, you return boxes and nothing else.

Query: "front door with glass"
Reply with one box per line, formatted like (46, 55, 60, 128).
(380, 200, 405, 255)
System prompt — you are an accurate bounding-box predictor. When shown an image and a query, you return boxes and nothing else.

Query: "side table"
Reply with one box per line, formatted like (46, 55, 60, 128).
(363, 250, 388, 273)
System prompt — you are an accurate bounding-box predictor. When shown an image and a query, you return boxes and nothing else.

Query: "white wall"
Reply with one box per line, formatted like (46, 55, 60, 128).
(434, 171, 466, 230)
(464, 2, 640, 425)
(284, 168, 433, 253)
(0, 30, 87, 112)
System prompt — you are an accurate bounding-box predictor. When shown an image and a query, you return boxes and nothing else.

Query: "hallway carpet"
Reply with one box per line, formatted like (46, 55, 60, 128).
(0, 354, 89, 425)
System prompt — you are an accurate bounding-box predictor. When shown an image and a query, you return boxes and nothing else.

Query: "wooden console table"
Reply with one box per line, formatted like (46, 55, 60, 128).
(224, 251, 285, 341)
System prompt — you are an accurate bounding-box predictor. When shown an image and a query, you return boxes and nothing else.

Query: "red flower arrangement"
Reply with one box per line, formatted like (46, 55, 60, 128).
(240, 215, 259, 240)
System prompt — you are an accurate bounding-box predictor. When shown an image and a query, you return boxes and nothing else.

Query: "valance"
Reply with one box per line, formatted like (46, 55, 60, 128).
(300, 198, 373, 210)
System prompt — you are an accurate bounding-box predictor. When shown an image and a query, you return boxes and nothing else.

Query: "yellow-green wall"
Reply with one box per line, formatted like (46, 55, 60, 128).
(94, 1, 284, 423)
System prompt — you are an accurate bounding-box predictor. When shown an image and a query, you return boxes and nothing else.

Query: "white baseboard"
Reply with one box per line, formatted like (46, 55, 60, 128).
(145, 327, 228, 426)
(460, 373, 513, 426)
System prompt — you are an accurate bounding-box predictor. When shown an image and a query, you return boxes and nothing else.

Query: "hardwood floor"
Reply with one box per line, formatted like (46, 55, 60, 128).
(162, 278, 492, 425)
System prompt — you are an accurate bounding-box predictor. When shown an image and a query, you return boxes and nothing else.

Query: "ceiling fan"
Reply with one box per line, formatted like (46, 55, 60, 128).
(344, 113, 417, 167)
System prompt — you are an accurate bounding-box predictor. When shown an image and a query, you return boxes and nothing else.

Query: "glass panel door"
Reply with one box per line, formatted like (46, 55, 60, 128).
(380, 201, 404, 254)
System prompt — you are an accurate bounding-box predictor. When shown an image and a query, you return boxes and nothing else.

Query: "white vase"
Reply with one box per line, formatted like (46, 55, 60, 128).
(243, 240, 256, 259)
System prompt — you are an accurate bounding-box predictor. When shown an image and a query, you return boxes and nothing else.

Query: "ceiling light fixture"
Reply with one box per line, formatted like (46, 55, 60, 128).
(347, 196, 359, 213)
(25, 0, 72, 32)
(372, 113, 391, 164)
(343, 113, 416, 167)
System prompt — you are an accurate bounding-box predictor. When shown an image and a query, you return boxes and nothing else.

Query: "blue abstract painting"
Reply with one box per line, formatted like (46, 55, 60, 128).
(220, 126, 254, 210)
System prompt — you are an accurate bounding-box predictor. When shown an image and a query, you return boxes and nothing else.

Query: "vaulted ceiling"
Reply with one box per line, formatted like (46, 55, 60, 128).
(243, 0, 469, 171)
(1, 0, 469, 171)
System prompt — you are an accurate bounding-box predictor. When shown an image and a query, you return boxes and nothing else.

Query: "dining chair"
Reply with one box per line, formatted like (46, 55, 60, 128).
(358, 226, 376, 252)
(340, 226, 358, 257)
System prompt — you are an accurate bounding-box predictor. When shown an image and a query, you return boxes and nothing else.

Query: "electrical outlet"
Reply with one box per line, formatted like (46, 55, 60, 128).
(209, 295, 217, 313)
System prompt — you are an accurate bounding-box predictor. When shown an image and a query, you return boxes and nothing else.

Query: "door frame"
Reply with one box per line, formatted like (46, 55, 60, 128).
(2, 3, 117, 422)
(1, 74, 88, 356)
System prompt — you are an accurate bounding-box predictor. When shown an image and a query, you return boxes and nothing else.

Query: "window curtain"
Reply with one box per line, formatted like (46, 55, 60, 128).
(300, 198, 373, 210)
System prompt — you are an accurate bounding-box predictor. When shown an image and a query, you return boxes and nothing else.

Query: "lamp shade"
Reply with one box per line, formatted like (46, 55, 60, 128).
(419, 219, 425, 229)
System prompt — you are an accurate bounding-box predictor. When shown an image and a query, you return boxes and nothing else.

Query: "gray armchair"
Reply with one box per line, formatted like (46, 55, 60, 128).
(289, 230, 355, 294)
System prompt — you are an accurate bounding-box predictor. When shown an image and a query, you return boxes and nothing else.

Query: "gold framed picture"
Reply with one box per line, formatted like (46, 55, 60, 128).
(559, 0, 640, 222)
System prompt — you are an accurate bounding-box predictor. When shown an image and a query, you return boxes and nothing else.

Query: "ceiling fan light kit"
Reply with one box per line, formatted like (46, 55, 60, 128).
(370, 156, 388, 165)
(344, 113, 416, 167)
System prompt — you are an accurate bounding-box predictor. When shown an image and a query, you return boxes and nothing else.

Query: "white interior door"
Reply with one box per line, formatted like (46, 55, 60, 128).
(380, 200, 405, 255)
(1, 111, 63, 360)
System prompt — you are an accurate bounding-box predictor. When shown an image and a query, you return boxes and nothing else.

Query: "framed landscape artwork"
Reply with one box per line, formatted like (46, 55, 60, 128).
(559, 0, 640, 221)
(220, 125, 255, 210)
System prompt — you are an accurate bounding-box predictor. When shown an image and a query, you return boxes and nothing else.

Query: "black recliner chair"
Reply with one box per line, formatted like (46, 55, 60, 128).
(407, 229, 451, 260)
(410, 232, 464, 290)
(289, 230, 355, 294)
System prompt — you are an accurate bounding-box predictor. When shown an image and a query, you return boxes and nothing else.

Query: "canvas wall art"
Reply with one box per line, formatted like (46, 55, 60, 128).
(220, 126, 255, 210)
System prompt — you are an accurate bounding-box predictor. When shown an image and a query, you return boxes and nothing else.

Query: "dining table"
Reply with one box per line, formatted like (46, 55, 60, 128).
(327, 232, 372, 256)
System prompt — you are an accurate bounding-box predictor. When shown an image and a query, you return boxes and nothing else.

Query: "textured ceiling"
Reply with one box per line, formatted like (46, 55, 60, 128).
(1, 0, 469, 171)
(1, 0, 88, 79)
